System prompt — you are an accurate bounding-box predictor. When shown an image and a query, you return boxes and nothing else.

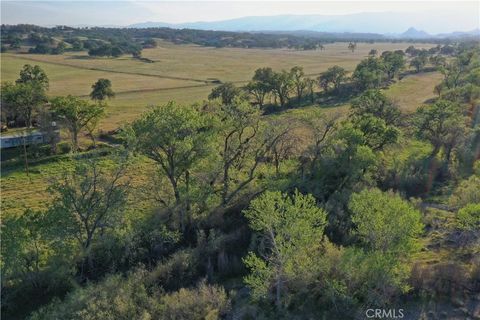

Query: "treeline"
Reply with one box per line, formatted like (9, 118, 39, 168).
(1, 42, 479, 319)
(0, 24, 461, 54)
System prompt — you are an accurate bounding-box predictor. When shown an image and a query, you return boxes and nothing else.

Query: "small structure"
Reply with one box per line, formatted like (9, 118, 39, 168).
(0, 130, 60, 149)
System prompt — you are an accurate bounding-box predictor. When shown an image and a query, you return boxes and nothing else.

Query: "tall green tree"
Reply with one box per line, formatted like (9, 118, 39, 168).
(350, 89, 401, 126)
(16, 64, 49, 91)
(48, 157, 129, 253)
(290, 66, 307, 100)
(208, 82, 242, 105)
(410, 56, 427, 73)
(210, 100, 270, 206)
(349, 90, 401, 150)
(381, 51, 406, 80)
(90, 78, 115, 101)
(349, 188, 423, 254)
(50, 96, 105, 151)
(243, 190, 327, 311)
(414, 100, 468, 162)
(318, 65, 347, 93)
(1, 82, 47, 128)
(131, 102, 212, 227)
(352, 57, 386, 91)
(271, 70, 293, 107)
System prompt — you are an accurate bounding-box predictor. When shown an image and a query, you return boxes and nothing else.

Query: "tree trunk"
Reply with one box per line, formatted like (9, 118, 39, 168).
(222, 164, 230, 206)
(72, 126, 79, 152)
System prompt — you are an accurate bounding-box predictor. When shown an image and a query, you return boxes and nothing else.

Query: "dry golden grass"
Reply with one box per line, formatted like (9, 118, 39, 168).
(1, 55, 200, 96)
(1, 41, 438, 129)
(5, 41, 436, 83)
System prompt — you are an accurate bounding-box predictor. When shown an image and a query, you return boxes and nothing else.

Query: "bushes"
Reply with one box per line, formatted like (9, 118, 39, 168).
(380, 139, 433, 197)
(450, 175, 480, 208)
(457, 203, 480, 231)
(349, 188, 423, 254)
(29, 270, 230, 320)
(29, 271, 159, 320)
(410, 262, 471, 297)
(158, 282, 230, 320)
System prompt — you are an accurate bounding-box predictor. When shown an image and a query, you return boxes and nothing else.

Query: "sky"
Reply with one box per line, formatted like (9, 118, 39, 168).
(1, 1, 479, 33)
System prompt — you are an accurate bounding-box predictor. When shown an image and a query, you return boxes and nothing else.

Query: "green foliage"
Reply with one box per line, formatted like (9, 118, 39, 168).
(2, 208, 74, 317)
(337, 247, 412, 307)
(52, 41, 67, 55)
(211, 99, 268, 206)
(29, 270, 230, 320)
(350, 90, 401, 150)
(318, 65, 347, 92)
(90, 78, 115, 101)
(290, 66, 307, 100)
(50, 96, 105, 151)
(2, 34, 479, 320)
(449, 175, 480, 208)
(47, 156, 129, 252)
(130, 102, 213, 228)
(380, 139, 433, 196)
(1, 81, 47, 127)
(243, 190, 327, 309)
(208, 82, 242, 105)
(1, 209, 71, 288)
(158, 281, 230, 320)
(142, 38, 157, 48)
(351, 115, 400, 151)
(352, 57, 386, 90)
(414, 100, 468, 159)
(351, 89, 401, 125)
(456, 203, 480, 231)
(245, 67, 275, 106)
(349, 188, 423, 254)
(307, 123, 378, 201)
(381, 51, 406, 79)
(410, 56, 427, 73)
(271, 70, 294, 106)
(29, 271, 158, 320)
(16, 64, 49, 90)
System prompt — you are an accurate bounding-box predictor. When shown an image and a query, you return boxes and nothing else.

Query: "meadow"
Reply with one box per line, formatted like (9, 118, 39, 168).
(1, 41, 438, 129)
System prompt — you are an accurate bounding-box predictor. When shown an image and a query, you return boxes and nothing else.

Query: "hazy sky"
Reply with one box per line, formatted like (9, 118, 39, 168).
(1, 1, 479, 33)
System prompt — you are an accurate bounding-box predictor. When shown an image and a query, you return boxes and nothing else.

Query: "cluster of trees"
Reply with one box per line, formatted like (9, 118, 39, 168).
(210, 45, 444, 110)
(0, 25, 145, 57)
(87, 42, 142, 58)
(2, 42, 479, 319)
(242, 66, 316, 107)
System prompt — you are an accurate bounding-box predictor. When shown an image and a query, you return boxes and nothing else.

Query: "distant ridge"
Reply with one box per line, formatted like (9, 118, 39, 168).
(127, 13, 479, 39)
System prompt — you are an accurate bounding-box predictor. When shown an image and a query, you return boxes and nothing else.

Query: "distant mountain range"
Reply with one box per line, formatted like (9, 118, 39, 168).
(128, 13, 480, 39)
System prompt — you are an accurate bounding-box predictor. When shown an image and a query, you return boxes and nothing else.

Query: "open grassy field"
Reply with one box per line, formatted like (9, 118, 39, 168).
(2, 41, 437, 129)
(384, 71, 443, 112)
